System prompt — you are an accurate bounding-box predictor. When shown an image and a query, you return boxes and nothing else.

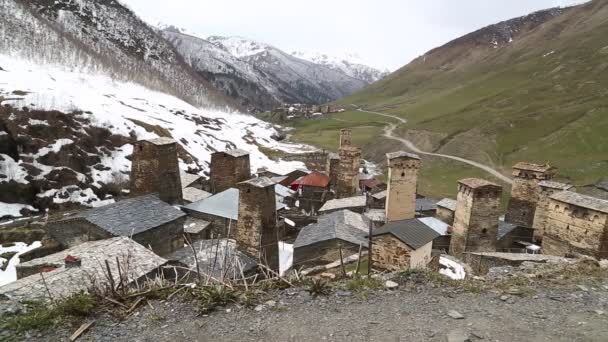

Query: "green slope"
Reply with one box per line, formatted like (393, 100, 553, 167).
(292, 0, 608, 198)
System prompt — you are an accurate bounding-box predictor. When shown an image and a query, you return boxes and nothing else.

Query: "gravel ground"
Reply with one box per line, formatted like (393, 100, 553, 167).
(24, 275, 608, 342)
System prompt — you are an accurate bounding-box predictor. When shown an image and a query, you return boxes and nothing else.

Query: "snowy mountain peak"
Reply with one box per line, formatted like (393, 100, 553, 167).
(291, 50, 389, 83)
(207, 36, 270, 58)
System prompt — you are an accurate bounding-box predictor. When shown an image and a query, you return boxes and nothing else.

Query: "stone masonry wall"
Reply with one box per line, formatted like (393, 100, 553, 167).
(130, 140, 183, 204)
(532, 186, 568, 242)
(436, 207, 455, 225)
(131, 217, 186, 257)
(336, 146, 361, 198)
(505, 168, 553, 227)
(372, 234, 413, 271)
(210, 152, 251, 193)
(450, 184, 502, 258)
(47, 218, 113, 248)
(235, 183, 279, 270)
(339, 128, 352, 148)
(385, 157, 420, 222)
(293, 239, 361, 269)
(328, 157, 340, 188)
(183, 210, 235, 239)
(542, 200, 608, 258)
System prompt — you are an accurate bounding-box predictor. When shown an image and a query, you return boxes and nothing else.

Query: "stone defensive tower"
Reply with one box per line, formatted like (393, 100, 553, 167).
(385, 151, 421, 222)
(531, 181, 573, 242)
(505, 162, 555, 227)
(336, 146, 361, 198)
(339, 128, 352, 149)
(235, 177, 279, 270)
(450, 178, 502, 257)
(210, 149, 251, 193)
(130, 137, 182, 204)
(327, 153, 340, 189)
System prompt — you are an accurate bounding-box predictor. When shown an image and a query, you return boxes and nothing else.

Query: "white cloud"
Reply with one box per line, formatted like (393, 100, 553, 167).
(121, 0, 587, 70)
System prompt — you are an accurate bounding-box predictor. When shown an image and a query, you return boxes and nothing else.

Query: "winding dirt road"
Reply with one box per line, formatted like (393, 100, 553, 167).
(354, 107, 513, 184)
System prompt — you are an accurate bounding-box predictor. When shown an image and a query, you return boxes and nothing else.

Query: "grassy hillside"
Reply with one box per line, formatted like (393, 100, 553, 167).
(290, 0, 608, 199)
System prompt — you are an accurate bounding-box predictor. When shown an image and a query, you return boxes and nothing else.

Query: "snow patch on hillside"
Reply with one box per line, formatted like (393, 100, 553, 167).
(208, 36, 269, 58)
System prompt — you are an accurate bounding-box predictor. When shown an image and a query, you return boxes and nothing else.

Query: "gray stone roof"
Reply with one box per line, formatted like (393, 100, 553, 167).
(74, 194, 186, 236)
(180, 171, 203, 189)
(0, 237, 167, 302)
(167, 239, 257, 280)
(372, 190, 387, 200)
(241, 177, 275, 188)
(319, 196, 367, 213)
(498, 221, 518, 240)
(224, 149, 249, 158)
(459, 178, 501, 190)
(372, 219, 440, 250)
(436, 198, 457, 211)
(147, 137, 176, 145)
(513, 162, 553, 173)
(550, 191, 608, 214)
(294, 210, 368, 249)
(183, 187, 212, 203)
(416, 197, 437, 212)
(364, 209, 385, 223)
(183, 217, 211, 234)
(538, 180, 573, 191)
(386, 151, 420, 160)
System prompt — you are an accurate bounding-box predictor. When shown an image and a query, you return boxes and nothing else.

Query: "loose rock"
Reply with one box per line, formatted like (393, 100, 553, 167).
(446, 329, 471, 342)
(447, 310, 465, 319)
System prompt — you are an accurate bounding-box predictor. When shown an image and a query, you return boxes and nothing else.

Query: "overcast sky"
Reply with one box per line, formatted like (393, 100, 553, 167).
(122, 0, 586, 70)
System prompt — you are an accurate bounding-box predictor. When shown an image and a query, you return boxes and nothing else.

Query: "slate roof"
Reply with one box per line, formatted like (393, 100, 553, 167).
(416, 197, 437, 212)
(147, 137, 176, 146)
(550, 191, 608, 214)
(183, 187, 212, 203)
(167, 239, 257, 279)
(271, 176, 288, 184)
(538, 180, 573, 191)
(372, 190, 387, 200)
(436, 198, 457, 211)
(372, 219, 440, 250)
(223, 149, 249, 158)
(386, 151, 420, 160)
(418, 217, 450, 236)
(275, 184, 296, 198)
(183, 188, 239, 220)
(458, 178, 501, 190)
(183, 217, 211, 235)
(513, 162, 553, 173)
(294, 210, 368, 249)
(180, 171, 203, 189)
(73, 194, 186, 236)
(364, 209, 385, 223)
(241, 177, 275, 188)
(498, 221, 518, 240)
(1, 237, 166, 302)
(319, 196, 367, 213)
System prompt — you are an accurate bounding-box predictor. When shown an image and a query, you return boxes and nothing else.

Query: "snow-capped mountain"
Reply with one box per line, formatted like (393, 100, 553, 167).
(0, 0, 307, 218)
(161, 29, 378, 110)
(291, 51, 389, 84)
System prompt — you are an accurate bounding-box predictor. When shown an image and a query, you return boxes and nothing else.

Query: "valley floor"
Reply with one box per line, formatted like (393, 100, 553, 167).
(31, 276, 608, 342)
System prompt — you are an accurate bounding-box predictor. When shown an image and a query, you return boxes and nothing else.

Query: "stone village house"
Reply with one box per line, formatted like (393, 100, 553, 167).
(47, 194, 186, 256)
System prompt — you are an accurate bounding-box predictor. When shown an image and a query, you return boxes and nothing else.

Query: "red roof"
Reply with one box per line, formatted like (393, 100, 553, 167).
(292, 171, 330, 188)
(360, 178, 383, 189)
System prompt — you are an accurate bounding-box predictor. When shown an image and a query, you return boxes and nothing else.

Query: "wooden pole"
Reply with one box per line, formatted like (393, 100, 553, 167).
(338, 243, 346, 278)
(355, 243, 363, 276)
(367, 220, 373, 279)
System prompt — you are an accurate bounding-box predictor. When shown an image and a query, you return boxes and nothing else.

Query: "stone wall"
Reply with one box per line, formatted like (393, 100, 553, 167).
(410, 241, 433, 270)
(47, 218, 113, 248)
(372, 234, 412, 271)
(385, 156, 420, 222)
(450, 181, 502, 258)
(542, 200, 608, 258)
(336, 146, 361, 198)
(184, 210, 235, 239)
(293, 239, 361, 268)
(505, 165, 554, 227)
(209, 152, 251, 193)
(532, 185, 570, 242)
(298, 185, 330, 214)
(328, 156, 340, 188)
(131, 217, 186, 256)
(235, 182, 279, 270)
(436, 207, 455, 225)
(130, 139, 183, 204)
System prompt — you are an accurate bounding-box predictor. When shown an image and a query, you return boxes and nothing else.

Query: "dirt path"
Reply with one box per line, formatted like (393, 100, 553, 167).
(353, 106, 513, 184)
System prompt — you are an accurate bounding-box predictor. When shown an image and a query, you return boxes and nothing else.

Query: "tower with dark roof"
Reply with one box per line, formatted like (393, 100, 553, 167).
(505, 162, 556, 227)
(210, 149, 251, 193)
(385, 151, 421, 222)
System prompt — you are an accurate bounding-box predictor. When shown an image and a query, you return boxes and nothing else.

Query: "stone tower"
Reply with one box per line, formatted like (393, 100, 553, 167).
(210, 149, 251, 193)
(235, 177, 279, 271)
(336, 146, 361, 198)
(326, 153, 340, 189)
(505, 162, 555, 227)
(339, 128, 352, 149)
(531, 181, 573, 242)
(450, 178, 502, 258)
(130, 137, 182, 204)
(385, 151, 421, 222)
